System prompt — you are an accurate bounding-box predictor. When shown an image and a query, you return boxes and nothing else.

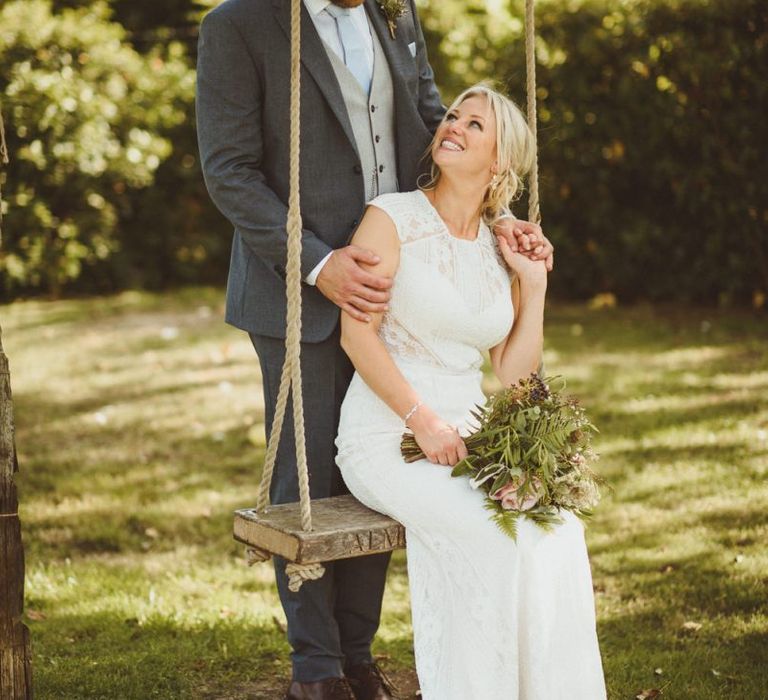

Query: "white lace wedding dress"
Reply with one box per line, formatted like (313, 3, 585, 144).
(335, 190, 606, 700)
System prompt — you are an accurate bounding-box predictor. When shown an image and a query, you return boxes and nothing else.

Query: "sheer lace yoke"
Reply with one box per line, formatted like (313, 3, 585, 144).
(368, 190, 513, 372)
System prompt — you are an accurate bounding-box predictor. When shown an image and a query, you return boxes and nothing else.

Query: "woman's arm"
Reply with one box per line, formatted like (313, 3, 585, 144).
(340, 205, 467, 466)
(489, 237, 548, 386)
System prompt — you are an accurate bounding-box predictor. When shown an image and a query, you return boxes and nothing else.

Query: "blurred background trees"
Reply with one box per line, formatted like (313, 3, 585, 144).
(0, 0, 765, 305)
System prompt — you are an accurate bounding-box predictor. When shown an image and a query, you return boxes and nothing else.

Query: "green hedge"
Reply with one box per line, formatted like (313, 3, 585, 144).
(0, 0, 196, 296)
(1, 0, 765, 304)
(422, 0, 767, 304)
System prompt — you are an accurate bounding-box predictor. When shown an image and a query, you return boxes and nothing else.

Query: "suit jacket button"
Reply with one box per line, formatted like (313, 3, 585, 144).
(353, 164, 362, 174)
(351, 219, 359, 228)
(379, 165, 385, 172)
(370, 105, 376, 112)
(375, 135, 380, 143)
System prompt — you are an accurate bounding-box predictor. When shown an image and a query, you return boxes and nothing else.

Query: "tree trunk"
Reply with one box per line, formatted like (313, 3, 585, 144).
(0, 324, 33, 699)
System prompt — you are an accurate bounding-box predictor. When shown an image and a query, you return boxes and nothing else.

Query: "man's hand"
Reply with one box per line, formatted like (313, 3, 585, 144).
(316, 245, 393, 322)
(493, 217, 554, 272)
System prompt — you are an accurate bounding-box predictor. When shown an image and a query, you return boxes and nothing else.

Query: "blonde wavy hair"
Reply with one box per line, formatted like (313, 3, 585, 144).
(420, 84, 536, 226)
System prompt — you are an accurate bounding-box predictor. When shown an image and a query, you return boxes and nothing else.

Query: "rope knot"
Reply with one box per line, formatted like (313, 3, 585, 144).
(285, 562, 326, 592)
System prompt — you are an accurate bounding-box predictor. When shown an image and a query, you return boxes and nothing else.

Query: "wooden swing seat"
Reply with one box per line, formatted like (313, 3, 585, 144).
(234, 495, 406, 564)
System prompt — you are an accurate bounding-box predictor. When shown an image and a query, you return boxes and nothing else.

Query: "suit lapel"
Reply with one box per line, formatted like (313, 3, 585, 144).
(272, 0, 358, 156)
(364, 0, 409, 78)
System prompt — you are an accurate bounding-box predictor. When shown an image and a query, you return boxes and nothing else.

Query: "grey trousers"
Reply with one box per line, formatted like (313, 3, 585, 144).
(250, 328, 392, 682)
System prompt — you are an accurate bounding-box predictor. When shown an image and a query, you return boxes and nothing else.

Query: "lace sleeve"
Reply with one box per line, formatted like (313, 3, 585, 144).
(367, 192, 409, 241)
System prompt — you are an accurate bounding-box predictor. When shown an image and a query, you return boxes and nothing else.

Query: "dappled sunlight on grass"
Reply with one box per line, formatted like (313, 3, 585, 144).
(2, 290, 767, 698)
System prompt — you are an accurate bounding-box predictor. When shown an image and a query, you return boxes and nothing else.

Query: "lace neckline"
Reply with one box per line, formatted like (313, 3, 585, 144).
(417, 189, 486, 245)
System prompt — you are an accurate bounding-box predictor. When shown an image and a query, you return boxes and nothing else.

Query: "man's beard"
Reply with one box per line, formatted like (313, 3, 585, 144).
(330, 0, 365, 7)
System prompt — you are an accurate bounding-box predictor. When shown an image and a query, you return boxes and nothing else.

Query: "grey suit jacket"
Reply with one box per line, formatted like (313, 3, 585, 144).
(196, 0, 446, 341)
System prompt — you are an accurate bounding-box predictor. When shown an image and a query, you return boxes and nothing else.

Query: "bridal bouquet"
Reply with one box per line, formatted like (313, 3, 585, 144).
(400, 373, 603, 540)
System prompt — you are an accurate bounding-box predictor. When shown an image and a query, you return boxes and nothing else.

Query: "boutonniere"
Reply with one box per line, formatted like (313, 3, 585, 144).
(377, 0, 408, 39)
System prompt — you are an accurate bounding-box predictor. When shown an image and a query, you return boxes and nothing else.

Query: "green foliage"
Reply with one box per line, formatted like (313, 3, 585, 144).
(2, 0, 765, 302)
(485, 498, 521, 540)
(51, 0, 211, 54)
(0, 0, 195, 296)
(420, 0, 768, 304)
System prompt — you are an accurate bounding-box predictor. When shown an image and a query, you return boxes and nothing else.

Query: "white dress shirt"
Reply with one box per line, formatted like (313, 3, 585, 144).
(302, 0, 374, 285)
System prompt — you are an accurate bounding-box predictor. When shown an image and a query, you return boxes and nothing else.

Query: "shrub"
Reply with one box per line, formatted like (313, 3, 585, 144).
(0, 0, 195, 296)
(421, 0, 768, 304)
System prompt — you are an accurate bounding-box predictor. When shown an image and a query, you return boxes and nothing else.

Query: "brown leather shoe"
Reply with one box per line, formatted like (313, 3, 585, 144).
(345, 662, 398, 700)
(285, 677, 356, 700)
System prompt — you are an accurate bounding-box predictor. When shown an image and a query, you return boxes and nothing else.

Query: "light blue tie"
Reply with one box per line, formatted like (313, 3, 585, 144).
(325, 4, 372, 95)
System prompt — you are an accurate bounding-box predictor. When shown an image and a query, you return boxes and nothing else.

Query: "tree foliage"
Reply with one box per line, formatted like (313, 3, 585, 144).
(1, 0, 765, 303)
(0, 0, 194, 296)
(419, 0, 768, 304)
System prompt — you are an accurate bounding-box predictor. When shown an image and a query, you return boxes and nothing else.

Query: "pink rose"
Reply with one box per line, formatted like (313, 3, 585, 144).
(491, 476, 542, 511)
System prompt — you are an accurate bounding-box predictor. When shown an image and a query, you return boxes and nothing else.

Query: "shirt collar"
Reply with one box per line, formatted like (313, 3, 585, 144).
(304, 0, 334, 17)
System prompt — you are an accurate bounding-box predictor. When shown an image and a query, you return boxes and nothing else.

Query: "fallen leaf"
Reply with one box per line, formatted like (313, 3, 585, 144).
(636, 689, 662, 700)
(654, 668, 663, 676)
(26, 609, 46, 621)
(682, 620, 702, 632)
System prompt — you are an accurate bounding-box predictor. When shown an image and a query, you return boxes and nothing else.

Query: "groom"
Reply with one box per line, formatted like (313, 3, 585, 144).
(196, 1, 553, 698)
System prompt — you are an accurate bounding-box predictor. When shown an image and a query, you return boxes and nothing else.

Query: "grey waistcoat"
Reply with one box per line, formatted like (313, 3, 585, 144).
(323, 24, 398, 200)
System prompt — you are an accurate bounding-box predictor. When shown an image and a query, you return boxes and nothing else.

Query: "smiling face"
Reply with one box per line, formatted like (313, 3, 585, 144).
(421, 84, 536, 224)
(431, 94, 498, 182)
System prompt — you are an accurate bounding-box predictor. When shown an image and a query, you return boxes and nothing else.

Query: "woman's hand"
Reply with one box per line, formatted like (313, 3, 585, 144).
(407, 404, 468, 467)
(497, 235, 548, 290)
(493, 217, 554, 272)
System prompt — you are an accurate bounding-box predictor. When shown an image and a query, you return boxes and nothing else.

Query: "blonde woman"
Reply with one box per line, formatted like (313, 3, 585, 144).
(335, 85, 606, 699)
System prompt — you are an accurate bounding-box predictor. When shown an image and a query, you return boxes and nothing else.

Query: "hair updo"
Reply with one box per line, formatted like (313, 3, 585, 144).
(420, 83, 536, 227)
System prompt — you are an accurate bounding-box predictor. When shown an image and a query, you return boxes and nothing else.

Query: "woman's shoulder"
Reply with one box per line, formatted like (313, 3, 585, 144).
(367, 190, 424, 214)
(368, 190, 439, 244)
(366, 191, 431, 243)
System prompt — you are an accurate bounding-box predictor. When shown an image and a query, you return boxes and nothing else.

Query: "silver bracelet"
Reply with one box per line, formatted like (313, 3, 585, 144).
(404, 401, 422, 425)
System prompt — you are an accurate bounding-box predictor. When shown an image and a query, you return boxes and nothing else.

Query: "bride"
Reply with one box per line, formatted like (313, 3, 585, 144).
(335, 84, 606, 699)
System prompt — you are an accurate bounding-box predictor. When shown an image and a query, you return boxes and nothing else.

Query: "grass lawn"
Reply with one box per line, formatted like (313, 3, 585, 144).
(2, 288, 766, 699)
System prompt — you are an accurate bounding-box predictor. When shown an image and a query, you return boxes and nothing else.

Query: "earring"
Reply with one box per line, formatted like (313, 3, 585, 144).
(490, 173, 499, 190)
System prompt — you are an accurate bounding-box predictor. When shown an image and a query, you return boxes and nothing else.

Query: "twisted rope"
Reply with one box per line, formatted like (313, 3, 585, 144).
(0, 101, 8, 246)
(248, 0, 325, 590)
(525, 0, 541, 225)
(0, 105, 8, 165)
